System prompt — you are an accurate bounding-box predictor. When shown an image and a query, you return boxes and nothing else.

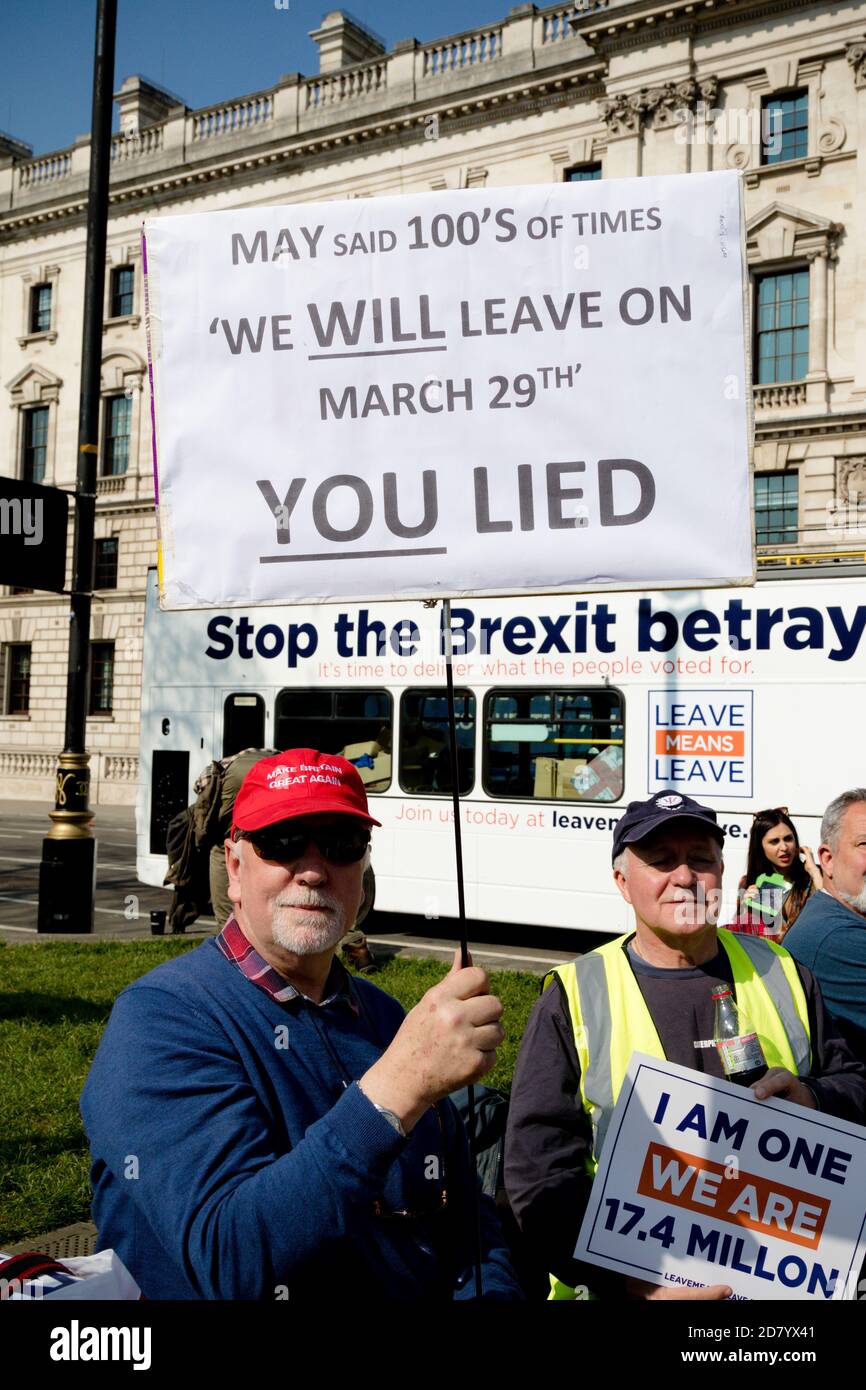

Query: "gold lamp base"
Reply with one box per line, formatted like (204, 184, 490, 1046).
(47, 752, 94, 840)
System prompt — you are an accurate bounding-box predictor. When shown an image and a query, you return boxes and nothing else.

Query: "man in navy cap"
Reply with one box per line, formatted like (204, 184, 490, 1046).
(505, 792, 866, 1301)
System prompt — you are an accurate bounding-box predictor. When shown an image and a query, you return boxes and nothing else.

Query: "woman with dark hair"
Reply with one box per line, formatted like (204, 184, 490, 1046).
(738, 807, 823, 940)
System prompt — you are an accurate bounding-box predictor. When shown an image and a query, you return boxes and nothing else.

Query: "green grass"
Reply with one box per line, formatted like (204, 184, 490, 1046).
(0, 938, 541, 1246)
(364, 953, 539, 1091)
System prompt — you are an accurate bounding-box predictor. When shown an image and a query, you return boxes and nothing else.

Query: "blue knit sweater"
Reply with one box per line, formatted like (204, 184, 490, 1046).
(80, 939, 520, 1300)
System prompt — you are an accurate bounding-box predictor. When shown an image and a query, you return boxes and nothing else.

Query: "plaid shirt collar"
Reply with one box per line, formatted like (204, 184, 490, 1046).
(215, 916, 356, 1010)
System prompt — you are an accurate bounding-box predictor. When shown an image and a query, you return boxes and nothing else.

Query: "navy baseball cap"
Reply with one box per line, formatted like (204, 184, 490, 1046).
(611, 792, 725, 863)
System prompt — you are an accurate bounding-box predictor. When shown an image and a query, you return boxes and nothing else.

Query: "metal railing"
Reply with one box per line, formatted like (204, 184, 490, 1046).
(757, 548, 866, 567)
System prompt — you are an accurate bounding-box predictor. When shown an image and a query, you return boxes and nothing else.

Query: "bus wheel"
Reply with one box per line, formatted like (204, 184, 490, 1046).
(356, 866, 376, 928)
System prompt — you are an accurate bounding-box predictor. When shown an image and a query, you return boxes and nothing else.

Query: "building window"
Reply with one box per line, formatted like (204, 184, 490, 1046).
(110, 266, 135, 318)
(761, 90, 808, 164)
(94, 537, 119, 590)
(21, 406, 49, 484)
(102, 395, 131, 475)
(88, 642, 115, 715)
(755, 271, 809, 384)
(29, 283, 52, 334)
(754, 471, 799, 546)
(565, 163, 602, 181)
(5, 644, 32, 715)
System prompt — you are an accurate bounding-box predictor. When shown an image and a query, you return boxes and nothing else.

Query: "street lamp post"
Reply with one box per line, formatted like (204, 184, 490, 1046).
(38, 0, 118, 932)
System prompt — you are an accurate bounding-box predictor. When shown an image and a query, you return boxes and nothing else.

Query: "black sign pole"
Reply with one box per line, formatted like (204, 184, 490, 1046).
(442, 597, 483, 1298)
(37, 0, 118, 932)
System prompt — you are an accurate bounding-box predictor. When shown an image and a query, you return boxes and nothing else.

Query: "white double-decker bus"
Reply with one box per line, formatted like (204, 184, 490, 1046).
(137, 566, 866, 935)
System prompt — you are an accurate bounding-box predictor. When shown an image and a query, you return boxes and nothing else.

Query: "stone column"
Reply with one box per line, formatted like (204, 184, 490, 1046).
(847, 40, 866, 399)
(388, 39, 418, 102)
(309, 12, 385, 73)
(272, 72, 301, 136)
(113, 77, 180, 135)
(0, 156, 14, 213)
(503, 4, 537, 67)
(691, 78, 720, 175)
(598, 94, 644, 177)
(643, 80, 700, 177)
(806, 247, 829, 407)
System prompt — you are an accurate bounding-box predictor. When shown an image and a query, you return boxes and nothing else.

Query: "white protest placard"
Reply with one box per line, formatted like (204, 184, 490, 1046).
(142, 172, 752, 609)
(574, 1054, 866, 1300)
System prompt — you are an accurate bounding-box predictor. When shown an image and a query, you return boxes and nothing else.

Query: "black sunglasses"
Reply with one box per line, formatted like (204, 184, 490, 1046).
(243, 826, 370, 866)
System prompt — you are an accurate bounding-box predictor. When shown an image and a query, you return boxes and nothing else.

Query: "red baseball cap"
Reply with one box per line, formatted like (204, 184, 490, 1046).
(232, 748, 382, 833)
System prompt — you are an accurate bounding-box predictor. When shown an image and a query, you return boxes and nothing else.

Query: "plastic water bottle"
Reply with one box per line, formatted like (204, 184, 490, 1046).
(712, 987, 768, 1085)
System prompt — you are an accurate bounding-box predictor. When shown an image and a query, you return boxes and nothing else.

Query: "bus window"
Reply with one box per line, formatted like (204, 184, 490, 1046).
(399, 688, 475, 795)
(222, 693, 265, 757)
(483, 688, 624, 802)
(273, 688, 392, 791)
(150, 750, 190, 854)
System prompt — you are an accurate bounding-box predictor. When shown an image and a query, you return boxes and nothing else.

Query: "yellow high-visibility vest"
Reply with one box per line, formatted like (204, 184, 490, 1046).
(546, 928, 811, 1301)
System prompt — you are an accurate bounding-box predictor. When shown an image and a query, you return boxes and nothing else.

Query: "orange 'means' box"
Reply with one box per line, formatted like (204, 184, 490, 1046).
(654, 731, 746, 757)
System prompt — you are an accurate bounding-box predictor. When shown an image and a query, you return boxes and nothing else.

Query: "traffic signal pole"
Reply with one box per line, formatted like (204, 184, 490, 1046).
(38, 0, 118, 932)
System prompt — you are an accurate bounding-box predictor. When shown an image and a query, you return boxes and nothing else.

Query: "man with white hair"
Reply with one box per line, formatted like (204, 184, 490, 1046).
(784, 789, 866, 1062)
(82, 748, 520, 1301)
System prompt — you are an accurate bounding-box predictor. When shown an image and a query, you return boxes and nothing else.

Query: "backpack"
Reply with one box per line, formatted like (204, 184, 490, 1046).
(190, 758, 227, 849)
(449, 1084, 509, 1198)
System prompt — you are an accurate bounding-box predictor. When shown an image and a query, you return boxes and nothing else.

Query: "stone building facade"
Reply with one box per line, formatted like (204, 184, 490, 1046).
(1, 0, 864, 804)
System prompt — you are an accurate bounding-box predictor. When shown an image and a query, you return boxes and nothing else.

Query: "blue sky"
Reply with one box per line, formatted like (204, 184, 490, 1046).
(1, 0, 512, 155)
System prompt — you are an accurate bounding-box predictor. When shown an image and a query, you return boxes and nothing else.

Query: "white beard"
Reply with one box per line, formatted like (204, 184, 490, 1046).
(270, 890, 348, 957)
(838, 883, 866, 916)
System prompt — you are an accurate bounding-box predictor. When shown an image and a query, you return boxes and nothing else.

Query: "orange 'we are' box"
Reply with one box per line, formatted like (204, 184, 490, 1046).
(636, 1141, 829, 1249)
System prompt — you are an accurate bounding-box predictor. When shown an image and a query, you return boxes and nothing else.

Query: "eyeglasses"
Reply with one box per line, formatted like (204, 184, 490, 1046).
(241, 826, 370, 866)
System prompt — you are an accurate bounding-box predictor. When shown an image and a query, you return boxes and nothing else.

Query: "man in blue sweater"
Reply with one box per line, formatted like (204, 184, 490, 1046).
(81, 749, 521, 1300)
(785, 788, 866, 1063)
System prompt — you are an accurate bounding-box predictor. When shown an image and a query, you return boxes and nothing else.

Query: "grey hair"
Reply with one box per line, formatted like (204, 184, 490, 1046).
(613, 850, 628, 877)
(822, 790, 866, 852)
